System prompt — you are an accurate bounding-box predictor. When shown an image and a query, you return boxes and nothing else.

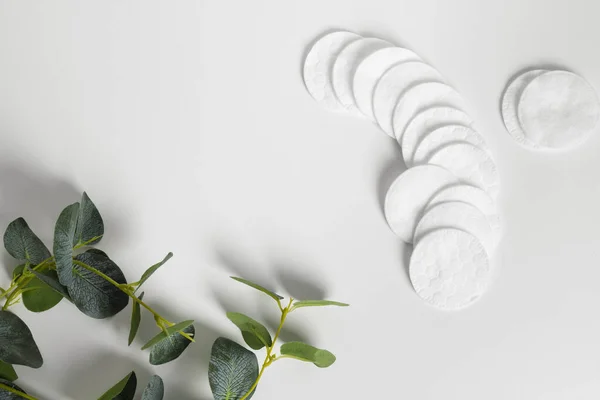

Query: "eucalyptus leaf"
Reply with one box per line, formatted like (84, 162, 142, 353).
(74, 192, 104, 247)
(28, 267, 71, 302)
(97, 371, 137, 400)
(0, 378, 27, 400)
(54, 202, 80, 286)
(0, 362, 17, 382)
(21, 269, 64, 313)
(209, 337, 258, 400)
(291, 300, 349, 310)
(149, 325, 195, 366)
(141, 320, 195, 350)
(68, 250, 129, 319)
(230, 276, 283, 302)
(226, 312, 272, 350)
(136, 253, 173, 292)
(3, 218, 51, 265)
(141, 375, 164, 400)
(0, 311, 43, 368)
(280, 342, 336, 368)
(128, 292, 144, 346)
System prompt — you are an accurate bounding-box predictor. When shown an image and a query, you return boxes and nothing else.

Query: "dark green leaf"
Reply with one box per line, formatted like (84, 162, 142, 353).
(149, 325, 195, 366)
(4, 218, 51, 265)
(21, 269, 64, 313)
(226, 312, 272, 350)
(97, 371, 137, 400)
(230, 277, 283, 302)
(67, 250, 129, 319)
(209, 337, 258, 400)
(85, 249, 109, 257)
(141, 375, 164, 400)
(136, 253, 173, 292)
(291, 300, 349, 310)
(28, 267, 71, 302)
(280, 342, 336, 368)
(141, 320, 195, 350)
(128, 292, 144, 346)
(74, 192, 104, 247)
(0, 378, 27, 400)
(54, 202, 80, 286)
(0, 362, 17, 382)
(0, 311, 43, 368)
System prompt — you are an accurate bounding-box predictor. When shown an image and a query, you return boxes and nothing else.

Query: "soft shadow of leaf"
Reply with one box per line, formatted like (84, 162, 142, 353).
(274, 267, 326, 301)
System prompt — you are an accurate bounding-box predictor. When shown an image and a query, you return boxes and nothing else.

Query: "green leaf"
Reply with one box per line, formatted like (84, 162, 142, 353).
(230, 276, 283, 302)
(136, 253, 173, 292)
(141, 320, 194, 350)
(54, 202, 80, 286)
(209, 337, 258, 400)
(128, 292, 144, 346)
(141, 375, 164, 400)
(226, 312, 272, 350)
(3, 218, 51, 265)
(67, 250, 129, 319)
(0, 362, 17, 382)
(0, 311, 43, 368)
(74, 192, 104, 247)
(280, 342, 336, 368)
(149, 325, 195, 366)
(97, 371, 137, 400)
(291, 300, 349, 310)
(27, 267, 71, 302)
(0, 378, 27, 400)
(21, 269, 64, 313)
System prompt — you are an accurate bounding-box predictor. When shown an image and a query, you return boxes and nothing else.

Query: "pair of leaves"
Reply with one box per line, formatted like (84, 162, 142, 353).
(0, 378, 27, 400)
(227, 312, 272, 350)
(97, 372, 164, 400)
(209, 337, 258, 400)
(280, 342, 336, 368)
(0, 311, 43, 369)
(141, 321, 195, 365)
(12, 265, 63, 313)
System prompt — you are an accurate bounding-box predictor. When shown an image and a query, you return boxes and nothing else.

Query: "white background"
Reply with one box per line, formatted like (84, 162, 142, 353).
(0, 1, 599, 399)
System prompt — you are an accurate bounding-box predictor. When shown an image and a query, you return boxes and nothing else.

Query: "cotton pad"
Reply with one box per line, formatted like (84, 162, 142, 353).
(384, 165, 458, 243)
(400, 106, 473, 166)
(414, 201, 496, 255)
(392, 81, 464, 141)
(372, 61, 444, 137)
(303, 31, 361, 112)
(332, 37, 392, 117)
(518, 70, 600, 149)
(412, 125, 485, 166)
(410, 228, 492, 310)
(353, 47, 421, 120)
(427, 183, 501, 235)
(427, 142, 500, 199)
(501, 69, 548, 148)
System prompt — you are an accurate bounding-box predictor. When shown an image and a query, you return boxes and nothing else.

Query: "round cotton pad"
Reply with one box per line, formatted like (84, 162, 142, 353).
(401, 106, 473, 166)
(303, 31, 361, 112)
(353, 47, 421, 120)
(372, 61, 444, 137)
(384, 165, 458, 243)
(392, 82, 464, 141)
(427, 142, 500, 199)
(332, 37, 391, 117)
(518, 70, 600, 149)
(501, 69, 548, 148)
(428, 183, 501, 235)
(414, 201, 496, 255)
(412, 125, 486, 166)
(410, 228, 492, 310)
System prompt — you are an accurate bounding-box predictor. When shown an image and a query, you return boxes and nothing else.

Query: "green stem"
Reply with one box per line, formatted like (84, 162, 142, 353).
(1, 258, 54, 310)
(239, 297, 293, 400)
(0, 383, 39, 400)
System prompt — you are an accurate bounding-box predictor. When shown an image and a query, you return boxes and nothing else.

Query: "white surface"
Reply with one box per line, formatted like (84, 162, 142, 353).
(1, 1, 600, 399)
(412, 124, 486, 166)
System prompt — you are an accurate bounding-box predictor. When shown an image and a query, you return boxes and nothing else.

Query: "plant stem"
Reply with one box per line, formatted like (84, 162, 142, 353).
(1, 258, 54, 310)
(0, 383, 39, 400)
(239, 297, 293, 400)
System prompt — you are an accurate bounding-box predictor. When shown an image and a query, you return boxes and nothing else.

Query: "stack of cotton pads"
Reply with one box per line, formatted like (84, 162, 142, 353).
(501, 68, 600, 150)
(303, 30, 502, 310)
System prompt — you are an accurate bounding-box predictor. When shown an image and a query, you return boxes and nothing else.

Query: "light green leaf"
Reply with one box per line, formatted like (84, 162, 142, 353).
(3, 218, 51, 265)
(149, 325, 195, 366)
(128, 292, 144, 346)
(54, 202, 80, 286)
(141, 375, 164, 400)
(67, 250, 129, 319)
(209, 337, 258, 400)
(230, 276, 283, 302)
(0, 311, 43, 368)
(291, 300, 349, 310)
(141, 320, 194, 350)
(28, 267, 71, 302)
(226, 312, 272, 350)
(0, 361, 17, 382)
(136, 253, 173, 292)
(280, 342, 336, 368)
(0, 378, 27, 400)
(97, 371, 137, 400)
(21, 269, 64, 313)
(74, 192, 104, 247)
